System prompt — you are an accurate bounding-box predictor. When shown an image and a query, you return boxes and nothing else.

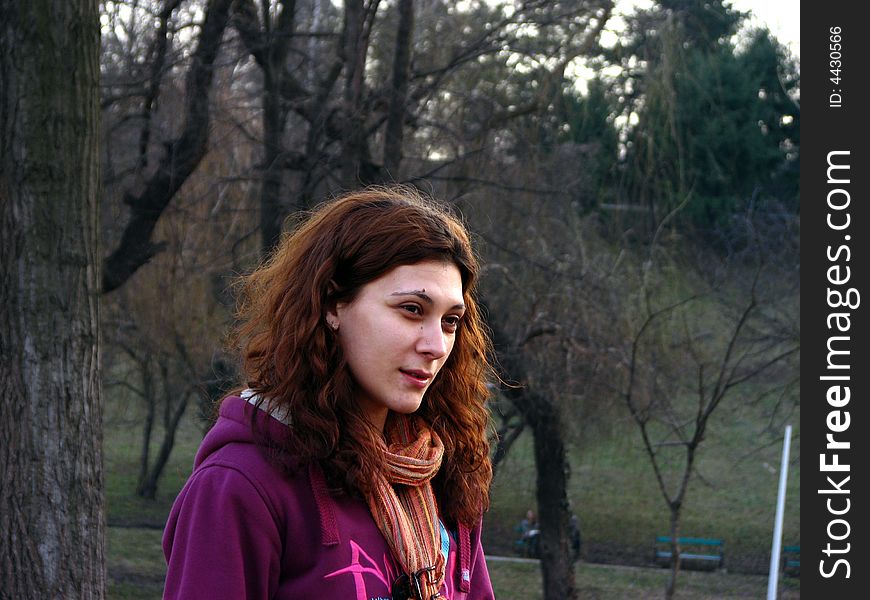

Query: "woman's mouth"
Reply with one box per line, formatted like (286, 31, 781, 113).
(400, 369, 432, 388)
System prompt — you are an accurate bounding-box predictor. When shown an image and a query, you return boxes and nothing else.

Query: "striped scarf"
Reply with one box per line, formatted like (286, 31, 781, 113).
(366, 416, 445, 600)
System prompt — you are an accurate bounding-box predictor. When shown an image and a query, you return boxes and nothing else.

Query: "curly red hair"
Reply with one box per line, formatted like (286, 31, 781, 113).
(232, 186, 493, 526)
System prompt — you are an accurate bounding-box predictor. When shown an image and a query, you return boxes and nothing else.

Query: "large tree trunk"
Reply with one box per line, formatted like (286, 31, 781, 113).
(259, 85, 287, 254)
(488, 315, 577, 600)
(532, 403, 577, 600)
(0, 0, 104, 597)
(382, 0, 414, 176)
(340, 0, 379, 187)
(233, 0, 301, 253)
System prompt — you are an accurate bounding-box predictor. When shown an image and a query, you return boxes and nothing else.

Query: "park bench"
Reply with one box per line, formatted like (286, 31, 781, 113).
(654, 536, 724, 571)
(782, 545, 800, 577)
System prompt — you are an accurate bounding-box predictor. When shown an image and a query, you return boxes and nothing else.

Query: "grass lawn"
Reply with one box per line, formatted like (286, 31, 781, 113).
(107, 527, 167, 599)
(489, 559, 800, 599)
(106, 526, 800, 599)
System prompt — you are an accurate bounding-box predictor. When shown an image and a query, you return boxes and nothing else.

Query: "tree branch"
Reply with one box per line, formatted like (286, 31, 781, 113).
(103, 0, 234, 292)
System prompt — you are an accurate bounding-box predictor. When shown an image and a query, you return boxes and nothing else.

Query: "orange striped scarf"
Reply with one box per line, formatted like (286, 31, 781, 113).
(366, 416, 445, 599)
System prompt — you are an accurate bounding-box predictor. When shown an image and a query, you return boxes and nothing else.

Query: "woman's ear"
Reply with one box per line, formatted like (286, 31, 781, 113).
(325, 280, 341, 331)
(325, 307, 340, 331)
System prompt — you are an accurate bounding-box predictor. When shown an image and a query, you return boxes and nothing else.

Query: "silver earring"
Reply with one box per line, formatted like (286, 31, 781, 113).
(329, 320, 339, 331)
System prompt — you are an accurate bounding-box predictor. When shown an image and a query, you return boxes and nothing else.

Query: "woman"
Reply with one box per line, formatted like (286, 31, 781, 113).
(163, 187, 495, 600)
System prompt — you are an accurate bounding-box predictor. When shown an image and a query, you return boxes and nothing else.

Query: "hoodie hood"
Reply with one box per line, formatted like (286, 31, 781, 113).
(194, 393, 289, 468)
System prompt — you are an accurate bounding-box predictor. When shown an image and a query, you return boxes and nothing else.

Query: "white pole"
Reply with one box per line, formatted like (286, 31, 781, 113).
(766, 425, 792, 600)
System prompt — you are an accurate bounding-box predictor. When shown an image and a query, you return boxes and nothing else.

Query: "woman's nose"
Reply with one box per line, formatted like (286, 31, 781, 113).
(416, 322, 448, 358)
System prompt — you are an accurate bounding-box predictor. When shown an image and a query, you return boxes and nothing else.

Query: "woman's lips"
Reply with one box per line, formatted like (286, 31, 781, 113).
(400, 369, 432, 388)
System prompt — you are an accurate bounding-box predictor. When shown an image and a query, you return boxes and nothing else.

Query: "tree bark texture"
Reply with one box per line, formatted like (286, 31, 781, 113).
(0, 0, 104, 597)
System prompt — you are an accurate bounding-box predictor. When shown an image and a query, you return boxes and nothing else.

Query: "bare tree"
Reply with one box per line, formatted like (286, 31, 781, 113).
(109, 326, 198, 499)
(620, 253, 798, 598)
(102, 0, 234, 292)
(471, 198, 622, 600)
(489, 319, 579, 600)
(233, 0, 314, 250)
(102, 129, 253, 499)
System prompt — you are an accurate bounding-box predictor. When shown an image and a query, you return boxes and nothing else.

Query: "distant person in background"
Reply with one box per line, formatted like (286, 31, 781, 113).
(519, 509, 540, 558)
(162, 187, 496, 599)
(570, 513, 582, 560)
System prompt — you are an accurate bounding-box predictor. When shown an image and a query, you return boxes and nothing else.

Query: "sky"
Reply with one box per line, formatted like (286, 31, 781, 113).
(612, 0, 800, 57)
(571, 0, 799, 94)
(728, 0, 800, 56)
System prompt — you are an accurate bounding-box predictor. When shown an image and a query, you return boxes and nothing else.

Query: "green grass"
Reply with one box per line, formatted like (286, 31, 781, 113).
(107, 528, 166, 599)
(489, 560, 800, 599)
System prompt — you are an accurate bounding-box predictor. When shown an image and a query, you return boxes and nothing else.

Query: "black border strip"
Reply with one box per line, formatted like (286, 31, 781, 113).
(802, 2, 869, 595)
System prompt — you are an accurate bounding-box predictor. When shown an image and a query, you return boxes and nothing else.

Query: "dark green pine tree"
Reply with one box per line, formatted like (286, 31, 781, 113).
(614, 1, 799, 234)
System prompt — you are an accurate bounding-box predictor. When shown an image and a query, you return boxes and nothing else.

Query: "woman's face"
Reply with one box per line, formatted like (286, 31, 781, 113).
(329, 260, 466, 431)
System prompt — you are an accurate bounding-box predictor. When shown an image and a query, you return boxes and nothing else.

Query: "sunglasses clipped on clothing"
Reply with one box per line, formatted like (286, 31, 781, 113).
(391, 565, 442, 600)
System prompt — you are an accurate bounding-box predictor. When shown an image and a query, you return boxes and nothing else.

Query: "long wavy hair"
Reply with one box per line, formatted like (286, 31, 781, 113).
(232, 186, 493, 526)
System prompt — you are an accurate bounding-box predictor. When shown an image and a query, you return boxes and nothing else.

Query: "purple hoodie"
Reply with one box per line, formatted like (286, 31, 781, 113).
(163, 396, 495, 599)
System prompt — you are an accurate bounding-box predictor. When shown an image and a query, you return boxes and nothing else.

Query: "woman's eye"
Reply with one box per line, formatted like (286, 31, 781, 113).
(401, 305, 422, 315)
(443, 316, 461, 331)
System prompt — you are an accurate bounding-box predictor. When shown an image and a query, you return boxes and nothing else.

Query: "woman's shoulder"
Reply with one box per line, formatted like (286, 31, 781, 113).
(171, 445, 320, 547)
(181, 395, 312, 512)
